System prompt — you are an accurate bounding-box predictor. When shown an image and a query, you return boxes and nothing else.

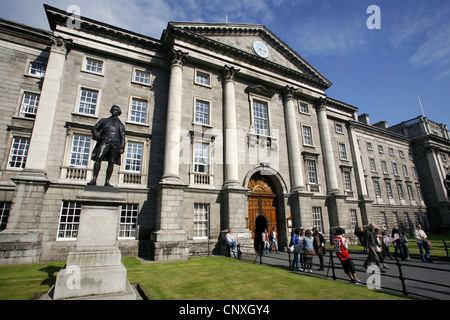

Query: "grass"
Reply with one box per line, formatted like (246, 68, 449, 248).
(0, 256, 410, 300)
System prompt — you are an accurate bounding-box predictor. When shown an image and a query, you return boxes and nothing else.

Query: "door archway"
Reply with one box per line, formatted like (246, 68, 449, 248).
(247, 173, 277, 250)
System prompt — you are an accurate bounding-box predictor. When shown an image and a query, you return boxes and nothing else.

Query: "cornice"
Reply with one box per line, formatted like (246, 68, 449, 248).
(350, 119, 412, 143)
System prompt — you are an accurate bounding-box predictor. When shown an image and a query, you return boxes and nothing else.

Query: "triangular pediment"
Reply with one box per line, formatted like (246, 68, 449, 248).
(165, 22, 331, 89)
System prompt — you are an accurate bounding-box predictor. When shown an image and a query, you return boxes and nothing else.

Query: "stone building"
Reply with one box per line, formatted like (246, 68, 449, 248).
(0, 5, 449, 265)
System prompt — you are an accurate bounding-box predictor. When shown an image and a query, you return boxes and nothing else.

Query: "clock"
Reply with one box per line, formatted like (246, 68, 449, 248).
(252, 40, 269, 58)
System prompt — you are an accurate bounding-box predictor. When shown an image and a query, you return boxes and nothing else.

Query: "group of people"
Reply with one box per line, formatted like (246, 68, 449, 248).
(289, 227, 326, 273)
(355, 223, 433, 264)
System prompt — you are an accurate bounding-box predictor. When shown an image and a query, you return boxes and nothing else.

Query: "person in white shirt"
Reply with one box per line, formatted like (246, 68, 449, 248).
(262, 228, 270, 254)
(414, 224, 432, 262)
(269, 227, 280, 254)
(226, 229, 238, 258)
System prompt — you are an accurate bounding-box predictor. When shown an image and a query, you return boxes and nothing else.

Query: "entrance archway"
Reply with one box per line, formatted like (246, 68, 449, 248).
(247, 173, 277, 250)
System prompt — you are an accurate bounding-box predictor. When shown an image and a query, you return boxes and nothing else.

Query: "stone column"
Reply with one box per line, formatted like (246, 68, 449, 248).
(25, 36, 72, 175)
(317, 98, 339, 194)
(282, 86, 304, 192)
(222, 65, 240, 188)
(161, 49, 188, 183)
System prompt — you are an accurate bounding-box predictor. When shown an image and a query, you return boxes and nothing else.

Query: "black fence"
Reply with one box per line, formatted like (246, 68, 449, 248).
(190, 239, 450, 300)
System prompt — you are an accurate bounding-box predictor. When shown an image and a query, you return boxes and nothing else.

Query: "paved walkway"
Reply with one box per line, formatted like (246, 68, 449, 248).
(237, 249, 450, 300)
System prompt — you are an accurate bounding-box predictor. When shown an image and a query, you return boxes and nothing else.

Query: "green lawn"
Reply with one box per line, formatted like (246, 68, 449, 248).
(0, 255, 411, 300)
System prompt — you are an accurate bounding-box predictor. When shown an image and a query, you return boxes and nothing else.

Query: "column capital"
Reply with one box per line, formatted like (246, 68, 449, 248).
(317, 97, 328, 111)
(49, 35, 72, 56)
(169, 49, 188, 67)
(282, 85, 297, 101)
(223, 65, 240, 82)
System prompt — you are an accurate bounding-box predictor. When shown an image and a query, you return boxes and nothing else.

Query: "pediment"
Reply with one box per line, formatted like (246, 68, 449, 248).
(165, 22, 331, 89)
(245, 84, 274, 98)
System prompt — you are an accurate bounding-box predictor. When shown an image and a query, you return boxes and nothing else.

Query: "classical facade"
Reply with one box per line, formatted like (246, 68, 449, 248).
(0, 5, 449, 265)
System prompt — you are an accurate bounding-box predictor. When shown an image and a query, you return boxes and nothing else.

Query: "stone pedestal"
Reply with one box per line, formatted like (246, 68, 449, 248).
(52, 186, 136, 300)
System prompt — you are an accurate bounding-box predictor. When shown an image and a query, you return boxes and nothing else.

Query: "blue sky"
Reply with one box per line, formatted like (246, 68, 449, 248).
(1, 0, 449, 127)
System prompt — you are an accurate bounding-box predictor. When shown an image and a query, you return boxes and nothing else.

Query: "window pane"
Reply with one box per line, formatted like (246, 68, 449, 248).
(78, 89, 98, 115)
(8, 137, 30, 169)
(194, 142, 209, 174)
(125, 142, 144, 172)
(20, 92, 40, 117)
(119, 204, 138, 238)
(130, 98, 148, 123)
(195, 100, 210, 125)
(70, 134, 91, 167)
(253, 100, 268, 136)
(57, 201, 81, 239)
(85, 58, 103, 73)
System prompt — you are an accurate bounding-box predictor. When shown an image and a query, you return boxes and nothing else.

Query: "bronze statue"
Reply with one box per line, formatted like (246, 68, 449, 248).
(87, 105, 125, 186)
(445, 173, 450, 198)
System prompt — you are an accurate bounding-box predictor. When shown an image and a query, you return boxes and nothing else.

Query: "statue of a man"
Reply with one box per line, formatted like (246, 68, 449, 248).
(87, 105, 125, 186)
(444, 173, 450, 198)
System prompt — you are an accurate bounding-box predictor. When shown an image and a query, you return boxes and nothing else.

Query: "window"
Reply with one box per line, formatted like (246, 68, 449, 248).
(442, 153, 447, 162)
(407, 184, 414, 200)
(367, 142, 373, 151)
(381, 160, 388, 174)
(195, 70, 211, 87)
(339, 143, 347, 160)
(119, 204, 138, 239)
(28, 62, 46, 78)
(20, 92, 40, 118)
(78, 88, 99, 115)
(343, 172, 352, 191)
(312, 207, 323, 233)
(412, 166, 419, 179)
(194, 142, 209, 174)
(389, 147, 395, 156)
(369, 158, 377, 172)
(299, 102, 309, 114)
(133, 69, 151, 85)
(378, 145, 384, 153)
(350, 209, 357, 228)
(404, 213, 411, 230)
(307, 159, 317, 184)
(253, 99, 269, 136)
(303, 126, 313, 146)
(84, 57, 103, 74)
(402, 165, 409, 178)
(125, 142, 144, 172)
(386, 182, 393, 198)
(381, 212, 388, 230)
(335, 123, 343, 134)
(392, 163, 399, 176)
(0, 202, 11, 231)
(417, 185, 423, 201)
(194, 99, 210, 126)
(193, 203, 209, 239)
(397, 183, 404, 199)
(70, 134, 91, 167)
(130, 98, 148, 124)
(57, 201, 81, 240)
(399, 150, 405, 158)
(373, 180, 382, 198)
(8, 137, 30, 169)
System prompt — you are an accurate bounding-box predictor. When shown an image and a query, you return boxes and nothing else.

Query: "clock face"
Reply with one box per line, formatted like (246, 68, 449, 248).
(252, 40, 269, 58)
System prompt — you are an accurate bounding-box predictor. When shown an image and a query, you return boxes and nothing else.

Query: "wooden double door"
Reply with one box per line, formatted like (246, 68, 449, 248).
(248, 175, 278, 250)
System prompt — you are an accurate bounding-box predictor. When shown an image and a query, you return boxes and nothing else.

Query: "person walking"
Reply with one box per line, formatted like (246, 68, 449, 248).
(298, 228, 306, 271)
(262, 228, 270, 254)
(414, 224, 432, 262)
(269, 227, 280, 253)
(381, 231, 393, 260)
(363, 224, 385, 272)
(303, 229, 315, 273)
(313, 227, 326, 271)
(392, 228, 405, 261)
(290, 228, 301, 271)
(333, 228, 362, 285)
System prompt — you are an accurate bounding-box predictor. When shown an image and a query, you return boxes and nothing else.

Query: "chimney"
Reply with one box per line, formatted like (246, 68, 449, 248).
(373, 120, 388, 129)
(358, 113, 370, 125)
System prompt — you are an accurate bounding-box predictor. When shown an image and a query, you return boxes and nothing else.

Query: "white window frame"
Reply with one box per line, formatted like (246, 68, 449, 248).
(57, 201, 81, 241)
(312, 207, 324, 233)
(386, 181, 394, 199)
(193, 141, 210, 175)
(381, 160, 388, 174)
(335, 123, 344, 134)
(250, 96, 271, 137)
(343, 171, 352, 191)
(339, 143, 348, 160)
(392, 163, 399, 176)
(302, 125, 313, 146)
(193, 203, 209, 239)
(124, 141, 144, 173)
(369, 158, 377, 172)
(193, 97, 211, 127)
(350, 209, 357, 228)
(407, 184, 414, 200)
(402, 165, 409, 178)
(27, 61, 46, 78)
(82, 56, 105, 76)
(75, 86, 101, 117)
(132, 68, 152, 87)
(19, 91, 40, 118)
(69, 134, 92, 168)
(7, 137, 30, 169)
(0, 202, 11, 231)
(119, 204, 139, 239)
(307, 159, 318, 184)
(397, 183, 404, 200)
(367, 142, 373, 151)
(373, 180, 382, 198)
(298, 101, 310, 114)
(194, 69, 211, 88)
(128, 96, 149, 125)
